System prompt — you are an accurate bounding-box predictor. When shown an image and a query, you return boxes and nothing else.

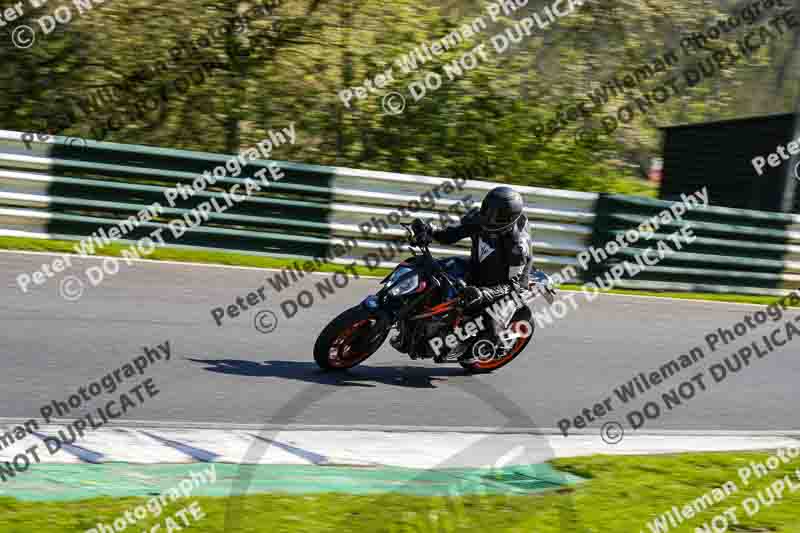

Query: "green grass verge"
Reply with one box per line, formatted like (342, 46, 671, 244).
(559, 284, 800, 307)
(2, 451, 800, 532)
(0, 236, 395, 276)
(2, 235, 795, 307)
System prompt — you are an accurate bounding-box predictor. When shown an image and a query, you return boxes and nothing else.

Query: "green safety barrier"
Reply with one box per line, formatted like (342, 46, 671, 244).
(588, 193, 800, 294)
(0, 130, 595, 271)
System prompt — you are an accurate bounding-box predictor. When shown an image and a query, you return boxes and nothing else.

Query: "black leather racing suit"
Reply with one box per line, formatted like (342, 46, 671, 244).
(432, 210, 534, 330)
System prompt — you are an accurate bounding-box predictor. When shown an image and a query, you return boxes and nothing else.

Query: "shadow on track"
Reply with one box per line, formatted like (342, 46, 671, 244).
(186, 358, 464, 388)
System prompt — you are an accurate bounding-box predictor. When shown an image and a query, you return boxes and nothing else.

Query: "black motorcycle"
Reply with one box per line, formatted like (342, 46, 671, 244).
(313, 221, 556, 373)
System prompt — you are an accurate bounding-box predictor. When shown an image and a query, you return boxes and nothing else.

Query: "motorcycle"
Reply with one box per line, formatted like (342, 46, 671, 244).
(313, 220, 557, 373)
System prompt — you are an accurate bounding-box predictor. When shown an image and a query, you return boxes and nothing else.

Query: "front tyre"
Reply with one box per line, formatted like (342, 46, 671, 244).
(314, 307, 389, 370)
(461, 307, 534, 373)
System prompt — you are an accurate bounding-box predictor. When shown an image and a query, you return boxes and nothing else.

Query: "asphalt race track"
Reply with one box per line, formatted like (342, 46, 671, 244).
(3, 251, 798, 434)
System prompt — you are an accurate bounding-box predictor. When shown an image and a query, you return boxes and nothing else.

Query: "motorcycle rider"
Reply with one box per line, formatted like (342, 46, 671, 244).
(413, 186, 534, 364)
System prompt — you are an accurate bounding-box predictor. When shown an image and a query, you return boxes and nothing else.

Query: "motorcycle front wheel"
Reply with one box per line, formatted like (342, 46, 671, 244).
(314, 306, 389, 370)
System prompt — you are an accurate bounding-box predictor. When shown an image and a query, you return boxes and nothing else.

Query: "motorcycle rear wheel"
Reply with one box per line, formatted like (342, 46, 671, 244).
(314, 307, 389, 370)
(460, 307, 534, 373)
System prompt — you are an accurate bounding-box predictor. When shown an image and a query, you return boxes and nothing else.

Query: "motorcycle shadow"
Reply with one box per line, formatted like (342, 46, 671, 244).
(186, 358, 464, 388)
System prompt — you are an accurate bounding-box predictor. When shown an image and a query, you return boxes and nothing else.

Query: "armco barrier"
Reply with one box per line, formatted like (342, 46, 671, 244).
(0, 130, 595, 280)
(588, 193, 800, 296)
(3, 130, 795, 296)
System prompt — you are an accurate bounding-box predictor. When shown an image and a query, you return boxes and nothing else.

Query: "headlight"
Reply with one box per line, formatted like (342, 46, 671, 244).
(387, 273, 419, 297)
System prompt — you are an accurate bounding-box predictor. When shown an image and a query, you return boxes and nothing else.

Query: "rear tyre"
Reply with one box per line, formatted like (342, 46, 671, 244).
(314, 306, 389, 371)
(460, 307, 534, 373)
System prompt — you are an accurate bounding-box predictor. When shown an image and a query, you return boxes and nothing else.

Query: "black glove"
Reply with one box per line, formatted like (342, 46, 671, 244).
(410, 218, 432, 245)
(461, 286, 488, 309)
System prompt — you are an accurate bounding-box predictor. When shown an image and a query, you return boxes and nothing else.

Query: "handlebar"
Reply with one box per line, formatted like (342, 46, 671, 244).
(401, 220, 433, 248)
(401, 221, 466, 293)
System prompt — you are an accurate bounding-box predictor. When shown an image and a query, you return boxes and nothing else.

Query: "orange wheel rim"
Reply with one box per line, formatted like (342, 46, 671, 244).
(473, 320, 530, 370)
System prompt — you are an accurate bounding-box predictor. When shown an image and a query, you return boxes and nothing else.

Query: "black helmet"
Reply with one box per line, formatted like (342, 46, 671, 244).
(479, 186, 523, 234)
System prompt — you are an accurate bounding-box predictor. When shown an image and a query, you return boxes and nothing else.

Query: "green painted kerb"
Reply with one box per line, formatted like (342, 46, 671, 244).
(0, 463, 582, 501)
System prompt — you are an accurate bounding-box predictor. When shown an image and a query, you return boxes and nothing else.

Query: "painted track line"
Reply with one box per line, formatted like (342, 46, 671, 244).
(1, 421, 798, 469)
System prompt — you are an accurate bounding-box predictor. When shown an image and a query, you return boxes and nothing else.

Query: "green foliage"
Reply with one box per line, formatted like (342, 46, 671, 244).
(1, 0, 797, 195)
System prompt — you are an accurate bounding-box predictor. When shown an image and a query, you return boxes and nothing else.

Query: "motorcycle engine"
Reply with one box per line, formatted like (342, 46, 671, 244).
(391, 316, 452, 359)
(415, 316, 455, 359)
